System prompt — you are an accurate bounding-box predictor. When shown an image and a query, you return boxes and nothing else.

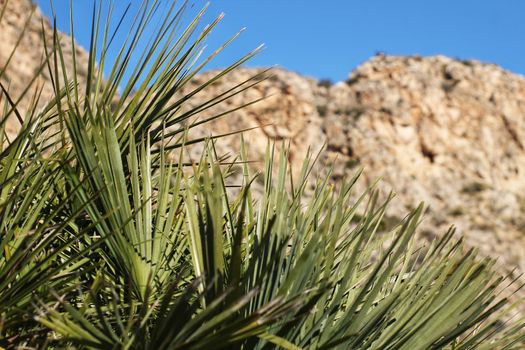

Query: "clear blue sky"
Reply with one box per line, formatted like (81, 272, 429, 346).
(34, 0, 525, 82)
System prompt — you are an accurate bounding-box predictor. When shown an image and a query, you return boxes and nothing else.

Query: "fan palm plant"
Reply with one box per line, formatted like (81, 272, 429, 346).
(0, 0, 524, 349)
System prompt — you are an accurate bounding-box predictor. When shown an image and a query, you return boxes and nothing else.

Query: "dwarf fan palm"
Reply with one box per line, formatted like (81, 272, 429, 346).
(0, 0, 524, 349)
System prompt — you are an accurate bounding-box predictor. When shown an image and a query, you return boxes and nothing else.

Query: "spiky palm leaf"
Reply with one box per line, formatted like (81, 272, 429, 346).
(38, 141, 525, 349)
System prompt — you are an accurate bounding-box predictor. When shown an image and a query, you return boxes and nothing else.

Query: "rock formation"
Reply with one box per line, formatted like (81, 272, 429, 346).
(190, 56, 525, 279)
(0, 0, 88, 137)
(3, 0, 525, 279)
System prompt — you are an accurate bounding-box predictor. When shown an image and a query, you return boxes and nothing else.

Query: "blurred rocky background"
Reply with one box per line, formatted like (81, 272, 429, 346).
(3, 0, 525, 281)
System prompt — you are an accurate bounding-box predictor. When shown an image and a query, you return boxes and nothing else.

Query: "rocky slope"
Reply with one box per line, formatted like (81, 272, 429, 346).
(185, 56, 525, 278)
(3, 0, 525, 278)
(0, 0, 89, 138)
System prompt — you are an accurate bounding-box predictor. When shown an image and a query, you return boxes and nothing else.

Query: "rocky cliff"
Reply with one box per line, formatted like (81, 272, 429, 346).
(183, 57, 525, 279)
(0, 0, 89, 138)
(3, 0, 525, 278)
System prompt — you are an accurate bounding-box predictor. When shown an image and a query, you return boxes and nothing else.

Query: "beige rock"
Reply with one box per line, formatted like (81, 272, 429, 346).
(184, 55, 525, 280)
(322, 55, 525, 278)
(4, 1, 525, 282)
(0, 0, 89, 138)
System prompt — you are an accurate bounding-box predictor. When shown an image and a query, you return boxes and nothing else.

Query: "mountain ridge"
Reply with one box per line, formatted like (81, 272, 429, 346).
(3, 0, 525, 279)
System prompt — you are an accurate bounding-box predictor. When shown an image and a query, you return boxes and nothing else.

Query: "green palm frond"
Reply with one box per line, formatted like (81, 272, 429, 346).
(38, 142, 525, 349)
(0, 92, 95, 343)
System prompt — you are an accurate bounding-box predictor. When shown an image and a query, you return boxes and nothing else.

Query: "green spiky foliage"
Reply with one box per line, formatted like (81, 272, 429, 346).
(0, 0, 524, 349)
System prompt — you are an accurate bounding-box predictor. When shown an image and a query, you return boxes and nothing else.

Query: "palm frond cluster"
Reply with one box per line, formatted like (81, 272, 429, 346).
(0, 1, 524, 348)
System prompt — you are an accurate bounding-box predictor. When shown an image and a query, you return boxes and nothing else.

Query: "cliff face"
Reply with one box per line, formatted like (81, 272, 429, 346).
(3, 0, 525, 276)
(0, 0, 88, 137)
(183, 57, 525, 277)
(323, 55, 525, 274)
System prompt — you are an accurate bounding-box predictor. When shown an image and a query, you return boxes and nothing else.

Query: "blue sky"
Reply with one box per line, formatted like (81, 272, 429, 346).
(34, 1, 525, 82)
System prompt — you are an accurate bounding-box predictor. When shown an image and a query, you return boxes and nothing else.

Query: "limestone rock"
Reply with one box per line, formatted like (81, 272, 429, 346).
(184, 55, 525, 278)
(322, 55, 525, 276)
(0, 0, 89, 137)
(3, 1, 525, 280)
